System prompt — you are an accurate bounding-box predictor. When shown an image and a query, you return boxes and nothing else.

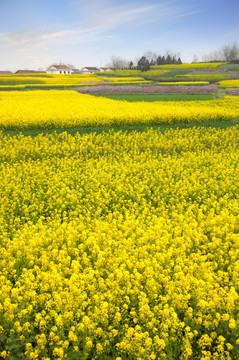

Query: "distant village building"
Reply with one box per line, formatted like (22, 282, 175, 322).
(81, 67, 100, 74)
(47, 65, 73, 74)
(71, 69, 82, 74)
(15, 70, 44, 74)
(2, 65, 114, 76)
(99, 67, 114, 72)
(0, 71, 13, 75)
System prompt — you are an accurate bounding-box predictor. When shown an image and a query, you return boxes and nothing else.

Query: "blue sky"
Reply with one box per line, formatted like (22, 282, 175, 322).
(0, 0, 238, 71)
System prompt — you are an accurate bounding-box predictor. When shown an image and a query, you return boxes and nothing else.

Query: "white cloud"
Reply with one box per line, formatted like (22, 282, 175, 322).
(79, 1, 186, 30)
(0, 3, 156, 52)
(0, 0, 201, 70)
(88, 4, 158, 29)
(0, 30, 43, 49)
(42, 29, 75, 40)
(0, 1, 196, 52)
(0, 26, 101, 53)
(177, 10, 200, 18)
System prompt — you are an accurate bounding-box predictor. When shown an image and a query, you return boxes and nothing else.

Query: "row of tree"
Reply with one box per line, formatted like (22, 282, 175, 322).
(107, 42, 239, 71)
(141, 51, 182, 66)
(107, 51, 182, 71)
(136, 53, 182, 71)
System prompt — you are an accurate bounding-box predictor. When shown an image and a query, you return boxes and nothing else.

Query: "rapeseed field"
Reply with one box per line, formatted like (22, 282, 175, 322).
(0, 74, 150, 88)
(0, 126, 238, 359)
(218, 80, 239, 88)
(0, 91, 239, 130)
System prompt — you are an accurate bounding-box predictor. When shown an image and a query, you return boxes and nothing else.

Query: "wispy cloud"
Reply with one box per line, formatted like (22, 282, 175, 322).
(177, 10, 200, 18)
(86, 4, 158, 29)
(0, 0, 200, 61)
(0, 2, 159, 51)
(0, 26, 101, 52)
(79, 0, 188, 30)
(0, 30, 42, 49)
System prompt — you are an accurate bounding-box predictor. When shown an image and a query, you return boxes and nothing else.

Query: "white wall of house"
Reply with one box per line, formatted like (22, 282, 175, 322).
(46, 66, 73, 74)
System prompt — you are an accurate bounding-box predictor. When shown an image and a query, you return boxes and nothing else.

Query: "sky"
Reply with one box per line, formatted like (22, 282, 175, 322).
(0, 0, 238, 71)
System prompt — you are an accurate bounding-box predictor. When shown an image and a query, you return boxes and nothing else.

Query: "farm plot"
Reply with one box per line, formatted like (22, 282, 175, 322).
(0, 74, 151, 91)
(75, 84, 218, 94)
(0, 90, 239, 131)
(0, 127, 238, 359)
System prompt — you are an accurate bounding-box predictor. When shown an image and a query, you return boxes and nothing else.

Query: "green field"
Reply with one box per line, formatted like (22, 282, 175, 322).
(94, 93, 215, 102)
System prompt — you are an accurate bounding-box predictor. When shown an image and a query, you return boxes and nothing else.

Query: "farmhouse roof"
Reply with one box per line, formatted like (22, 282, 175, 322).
(0, 71, 13, 74)
(15, 70, 39, 74)
(48, 65, 72, 70)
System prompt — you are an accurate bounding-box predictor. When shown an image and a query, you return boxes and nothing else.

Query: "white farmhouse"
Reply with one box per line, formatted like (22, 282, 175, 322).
(81, 67, 100, 74)
(99, 67, 114, 72)
(47, 65, 73, 74)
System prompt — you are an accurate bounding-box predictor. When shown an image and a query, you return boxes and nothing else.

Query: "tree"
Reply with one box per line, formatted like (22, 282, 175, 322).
(137, 56, 150, 72)
(166, 55, 172, 64)
(106, 56, 129, 69)
(177, 57, 182, 64)
(202, 42, 239, 62)
(67, 63, 76, 69)
(220, 42, 239, 62)
(156, 55, 162, 65)
(144, 51, 158, 66)
(156, 52, 182, 65)
(192, 55, 199, 63)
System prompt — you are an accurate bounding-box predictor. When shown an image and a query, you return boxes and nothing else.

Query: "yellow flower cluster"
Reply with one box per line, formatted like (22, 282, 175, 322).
(176, 74, 228, 82)
(101, 69, 170, 77)
(0, 90, 239, 130)
(0, 74, 150, 88)
(0, 74, 100, 85)
(38, 74, 105, 85)
(218, 80, 239, 88)
(152, 62, 226, 70)
(0, 126, 238, 359)
(35, 75, 149, 85)
(0, 76, 46, 84)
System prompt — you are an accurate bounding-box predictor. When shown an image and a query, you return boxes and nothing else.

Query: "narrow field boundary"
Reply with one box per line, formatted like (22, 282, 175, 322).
(3, 119, 239, 138)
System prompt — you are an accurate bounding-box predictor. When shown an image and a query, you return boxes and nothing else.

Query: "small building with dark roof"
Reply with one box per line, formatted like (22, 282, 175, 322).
(15, 70, 42, 74)
(72, 69, 82, 74)
(99, 67, 114, 72)
(81, 67, 100, 74)
(0, 71, 13, 75)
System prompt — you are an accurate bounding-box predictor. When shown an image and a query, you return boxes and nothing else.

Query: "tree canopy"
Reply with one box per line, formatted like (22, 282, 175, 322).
(137, 56, 150, 72)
